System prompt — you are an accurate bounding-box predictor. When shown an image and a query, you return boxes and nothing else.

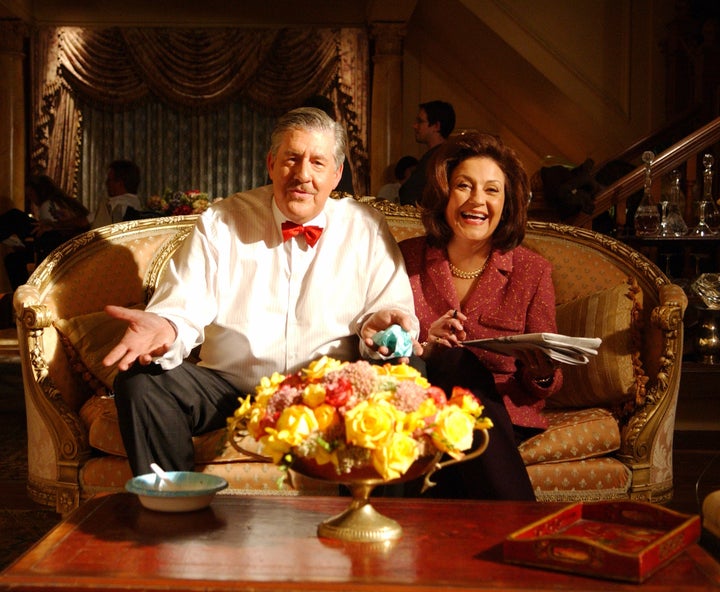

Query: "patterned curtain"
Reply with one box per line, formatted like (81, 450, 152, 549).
(31, 26, 369, 210)
(78, 100, 275, 209)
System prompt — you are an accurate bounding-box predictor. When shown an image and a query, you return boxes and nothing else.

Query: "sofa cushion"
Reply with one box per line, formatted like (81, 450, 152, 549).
(55, 305, 145, 397)
(519, 408, 621, 465)
(527, 457, 632, 502)
(548, 278, 647, 410)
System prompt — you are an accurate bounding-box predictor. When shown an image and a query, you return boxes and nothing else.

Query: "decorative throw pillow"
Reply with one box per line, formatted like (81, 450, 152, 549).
(55, 304, 145, 397)
(78, 392, 260, 462)
(519, 407, 621, 465)
(548, 277, 647, 409)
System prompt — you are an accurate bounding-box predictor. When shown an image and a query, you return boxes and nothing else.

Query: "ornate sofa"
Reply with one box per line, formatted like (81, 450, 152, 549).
(14, 199, 687, 513)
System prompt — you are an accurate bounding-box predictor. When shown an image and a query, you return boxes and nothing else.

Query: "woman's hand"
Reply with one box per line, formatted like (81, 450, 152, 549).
(424, 309, 467, 353)
(516, 349, 558, 385)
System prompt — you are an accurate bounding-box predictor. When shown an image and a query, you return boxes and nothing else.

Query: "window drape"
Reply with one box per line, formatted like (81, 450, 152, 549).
(78, 101, 276, 207)
(31, 26, 369, 210)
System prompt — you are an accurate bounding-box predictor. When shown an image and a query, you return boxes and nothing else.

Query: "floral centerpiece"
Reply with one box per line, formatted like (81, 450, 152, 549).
(147, 188, 212, 216)
(229, 356, 493, 483)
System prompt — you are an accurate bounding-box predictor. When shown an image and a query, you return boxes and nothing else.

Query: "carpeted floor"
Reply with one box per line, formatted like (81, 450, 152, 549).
(0, 361, 61, 571)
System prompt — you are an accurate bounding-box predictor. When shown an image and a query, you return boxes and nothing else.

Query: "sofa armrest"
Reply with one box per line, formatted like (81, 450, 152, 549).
(660, 283, 688, 316)
(617, 292, 684, 501)
(15, 291, 92, 512)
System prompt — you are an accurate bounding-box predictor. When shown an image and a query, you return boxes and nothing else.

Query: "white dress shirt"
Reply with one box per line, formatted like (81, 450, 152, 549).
(147, 185, 418, 393)
(91, 193, 142, 229)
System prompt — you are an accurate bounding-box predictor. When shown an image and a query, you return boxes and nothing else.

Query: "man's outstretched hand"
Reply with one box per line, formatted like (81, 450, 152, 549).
(102, 305, 177, 371)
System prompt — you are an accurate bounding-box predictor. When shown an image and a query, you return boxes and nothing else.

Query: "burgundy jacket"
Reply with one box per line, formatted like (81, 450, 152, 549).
(399, 236, 563, 429)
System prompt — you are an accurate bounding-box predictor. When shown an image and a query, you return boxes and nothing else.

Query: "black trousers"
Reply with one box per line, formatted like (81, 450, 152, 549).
(114, 361, 240, 476)
(403, 347, 536, 501)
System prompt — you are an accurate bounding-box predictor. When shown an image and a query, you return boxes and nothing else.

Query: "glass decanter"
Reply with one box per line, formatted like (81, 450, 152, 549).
(691, 154, 720, 236)
(634, 150, 660, 236)
(659, 169, 688, 237)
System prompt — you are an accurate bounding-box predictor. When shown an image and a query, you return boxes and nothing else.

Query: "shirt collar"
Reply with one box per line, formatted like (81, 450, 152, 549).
(271, 198, 327, 237)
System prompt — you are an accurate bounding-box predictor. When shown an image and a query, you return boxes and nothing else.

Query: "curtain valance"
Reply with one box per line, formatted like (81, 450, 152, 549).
(32, 26, 369, 196)
(58, 27, 340, 113)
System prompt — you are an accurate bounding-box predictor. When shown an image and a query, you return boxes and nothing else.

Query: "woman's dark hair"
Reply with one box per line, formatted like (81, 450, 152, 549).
(420, 131, 529, 251)
(26, 175, 89, 217)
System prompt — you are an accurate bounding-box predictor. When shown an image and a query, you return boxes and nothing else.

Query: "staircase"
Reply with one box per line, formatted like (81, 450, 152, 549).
(569, 116, 720, 232)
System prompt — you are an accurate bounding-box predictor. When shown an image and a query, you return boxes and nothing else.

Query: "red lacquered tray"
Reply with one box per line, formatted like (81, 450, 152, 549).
(503, 501, 701, 583)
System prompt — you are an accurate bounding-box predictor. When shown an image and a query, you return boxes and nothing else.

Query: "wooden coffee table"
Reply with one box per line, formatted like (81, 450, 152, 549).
(1, 493, 719, 591)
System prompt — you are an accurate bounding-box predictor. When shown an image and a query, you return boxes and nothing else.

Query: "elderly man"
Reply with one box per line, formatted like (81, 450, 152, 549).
(102, 107, 419, 476)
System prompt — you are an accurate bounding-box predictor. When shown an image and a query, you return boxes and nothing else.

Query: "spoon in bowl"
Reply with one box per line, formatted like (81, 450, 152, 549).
(150, 462, 176, 490)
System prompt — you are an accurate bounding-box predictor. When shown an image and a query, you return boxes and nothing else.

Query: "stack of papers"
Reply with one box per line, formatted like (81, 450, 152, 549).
(463, 333, 601, 365)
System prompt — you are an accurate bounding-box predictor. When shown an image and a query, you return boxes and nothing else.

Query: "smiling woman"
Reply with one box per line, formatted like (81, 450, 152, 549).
(398, 131, 561, 499)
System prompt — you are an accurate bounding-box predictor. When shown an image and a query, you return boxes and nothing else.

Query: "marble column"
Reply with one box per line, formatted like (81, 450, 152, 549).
(369, 23, 405, 196)
(0, 20, 27, 211)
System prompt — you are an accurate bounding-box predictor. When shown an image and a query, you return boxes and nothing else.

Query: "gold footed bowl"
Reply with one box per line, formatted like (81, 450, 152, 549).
(288, 429, 490, 543)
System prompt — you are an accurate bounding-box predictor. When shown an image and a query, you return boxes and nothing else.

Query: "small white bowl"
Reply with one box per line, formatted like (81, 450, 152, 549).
(125, 471, 228, 512)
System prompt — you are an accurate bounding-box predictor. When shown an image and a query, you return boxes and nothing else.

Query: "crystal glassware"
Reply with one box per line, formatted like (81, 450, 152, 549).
(659, 169, 688, 237)
(634, 151, 660, 236)
(690, 273, 720, 364)
(690, 154, 720, 236)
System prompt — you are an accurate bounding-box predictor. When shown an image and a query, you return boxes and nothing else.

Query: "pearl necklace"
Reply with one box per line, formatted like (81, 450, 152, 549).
(449, 254, 491, 279)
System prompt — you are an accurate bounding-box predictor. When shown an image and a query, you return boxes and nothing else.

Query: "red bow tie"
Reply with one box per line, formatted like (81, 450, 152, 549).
(281, 221, 323, 248)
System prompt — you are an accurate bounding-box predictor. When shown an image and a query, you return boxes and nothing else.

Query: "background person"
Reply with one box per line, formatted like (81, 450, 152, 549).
(91, 159, 142, 229)
(377, 155, 418, 203)
(400, 131, 563, 499)
(101, 107, 419, 476)
(399, 100, 456, 206)
(2, 175, 90, 290)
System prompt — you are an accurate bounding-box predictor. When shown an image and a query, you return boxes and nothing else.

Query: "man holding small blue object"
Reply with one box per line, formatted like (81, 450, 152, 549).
(102, 107, 420, 477)
(372, 324, 415, 357)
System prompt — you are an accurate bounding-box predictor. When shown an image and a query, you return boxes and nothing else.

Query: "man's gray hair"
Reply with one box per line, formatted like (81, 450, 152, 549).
(270, 107, 347, 171)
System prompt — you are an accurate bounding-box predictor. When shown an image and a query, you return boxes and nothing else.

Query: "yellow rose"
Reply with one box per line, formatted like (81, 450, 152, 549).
(303, 356, 346, 381)
(246, 405, 268, 440)
(233, 395, 253, 419)
(302, 383, 326, 408)
(275, 405, 319, 447)
(448, 388, 482, 417)
(413, 376, 431, 389)
(401, 409, 429, 434)
(431, 406, 476, 459)
(368, 389, 393, 403)
(344, 399, 398, 450)
(372, 432, 419, 480)
(259, 430, 292, 464)
(255, 372, 286, 402)
(313, 403, 340, 431)
(378, 362, 421, 381)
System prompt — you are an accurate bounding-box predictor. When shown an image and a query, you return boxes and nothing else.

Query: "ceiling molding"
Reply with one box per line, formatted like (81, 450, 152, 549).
(0, 0, 413, 27)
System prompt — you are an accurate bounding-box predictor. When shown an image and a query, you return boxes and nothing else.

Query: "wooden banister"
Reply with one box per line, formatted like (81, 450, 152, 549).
(571, 116, 720, 229)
